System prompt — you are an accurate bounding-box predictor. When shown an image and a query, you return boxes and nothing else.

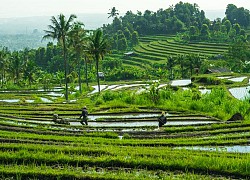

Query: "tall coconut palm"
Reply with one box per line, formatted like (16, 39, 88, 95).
(108, 7, 119, 19)
(83, 53, 92, 88)
(177, 54, 187, 79)
(68, 21, 87, 93)
(88, 29, 109, 93)
(166, 56, 175, 80)
(43, 14, 77, 101)
(10, 51, 22, 85)
(0, 47, 9, 87)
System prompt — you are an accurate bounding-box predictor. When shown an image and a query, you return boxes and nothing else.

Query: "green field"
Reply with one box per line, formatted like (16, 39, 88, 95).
(122, 35, 229, 69)
(0, 79, 250, 179)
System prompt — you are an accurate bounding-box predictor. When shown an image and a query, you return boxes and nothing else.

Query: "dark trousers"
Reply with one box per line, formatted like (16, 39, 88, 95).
(80, 116, 88, 125)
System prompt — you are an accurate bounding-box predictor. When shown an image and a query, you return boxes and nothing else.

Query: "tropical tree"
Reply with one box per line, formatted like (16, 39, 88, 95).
(200, 24, 210, 40)
(177, 54, 187, 79)
(166, 56, 175, 80)
(43, 13, 77, 100)
(88, 29, 109, 93)
(0, 47, 9, 87)
(108, 7, 119, 19)
(10, 51, 22, 85)
(131, 31, 139, 46)
(68, 21, 87, 93)
(223, 19, 232, 34)
(23, 60, 36, 86)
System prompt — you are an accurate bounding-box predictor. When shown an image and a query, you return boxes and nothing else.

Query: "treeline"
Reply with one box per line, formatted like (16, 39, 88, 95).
(181, 4, 250, 42)
(104, 2, 207, 35)
(0, 45, 66, 89)
(103, 2, 250, 48)
(103, 2, 208, 50)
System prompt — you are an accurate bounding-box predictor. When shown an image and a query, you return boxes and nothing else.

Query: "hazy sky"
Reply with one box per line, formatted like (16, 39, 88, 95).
(1, 0, 250, 18)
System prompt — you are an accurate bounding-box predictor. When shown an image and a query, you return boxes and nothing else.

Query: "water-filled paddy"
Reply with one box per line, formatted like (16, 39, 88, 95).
(0, 99, 20, 103)
(0, 111, 218, 128)
(228, 76, 247, 82)
(40, 97, 53, 103)
(179, 145, 250, 153)
(70, 120, 218, 127)
(229, 86, 250, 100)
(171, 79, 191, 86)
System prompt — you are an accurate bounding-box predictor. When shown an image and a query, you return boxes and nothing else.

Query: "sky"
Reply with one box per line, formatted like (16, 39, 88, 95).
(0, 0, 250, 18)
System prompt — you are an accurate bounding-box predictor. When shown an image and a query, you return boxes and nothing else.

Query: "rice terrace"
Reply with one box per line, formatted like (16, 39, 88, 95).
(1, 1, 250, 180)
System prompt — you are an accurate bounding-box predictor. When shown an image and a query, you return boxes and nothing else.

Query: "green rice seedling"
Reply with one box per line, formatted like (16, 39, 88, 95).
(122, 133, 131, 139)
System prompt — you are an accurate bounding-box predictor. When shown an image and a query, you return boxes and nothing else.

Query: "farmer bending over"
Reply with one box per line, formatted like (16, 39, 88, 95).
(79, 106, 88, 125)
(158, 111, 167, 127)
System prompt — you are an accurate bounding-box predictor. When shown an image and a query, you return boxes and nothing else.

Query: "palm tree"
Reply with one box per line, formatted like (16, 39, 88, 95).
(177, 54, 187, 79)
(83, 54, 92, 88)
(108, 7, 119, 18)
(10, 51, 22, 84)
(43, 14, 77, 101)
(187, 54, 201, 77)
(166, 56, 175, 80)
(88, 29, 109, 93)
(0, 47, 9, 87)
(68, 21, 87, 93)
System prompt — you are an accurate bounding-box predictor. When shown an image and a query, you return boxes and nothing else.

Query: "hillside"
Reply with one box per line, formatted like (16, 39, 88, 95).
(121, 35, 229, 69)
(0, 14, 112, 50)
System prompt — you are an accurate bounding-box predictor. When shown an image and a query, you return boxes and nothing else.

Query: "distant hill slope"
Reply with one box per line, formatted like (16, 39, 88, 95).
(0, 13, 111, 51)
(0, 14, 111, 34)
(122, 35, 229, 69)
(0, 33, 50, 51)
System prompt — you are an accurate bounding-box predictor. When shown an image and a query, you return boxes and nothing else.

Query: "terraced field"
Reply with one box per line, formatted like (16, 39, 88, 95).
(123, 35, 229, 69)
(0, 100, 250, 179)
(1, 78, 250, 179)
(0, 79, 250, 180)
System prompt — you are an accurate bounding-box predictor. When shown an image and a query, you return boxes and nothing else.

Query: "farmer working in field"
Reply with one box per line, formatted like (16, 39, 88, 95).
(79, 106, 88, 125)
(158, 111, 167, 127)
(52, 114, 70, 125)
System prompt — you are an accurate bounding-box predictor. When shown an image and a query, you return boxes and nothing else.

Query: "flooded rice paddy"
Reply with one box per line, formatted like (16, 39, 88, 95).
(228, 76, 247, 82)
(69, 120, 218, 127)
(1, 112, 220, 128)
(170, 79, 192, 86)
(1, 76, 250, 103)
(179, 145, 250, 153)
(217, 76, 247, 82)
(229, 86, 250, 100)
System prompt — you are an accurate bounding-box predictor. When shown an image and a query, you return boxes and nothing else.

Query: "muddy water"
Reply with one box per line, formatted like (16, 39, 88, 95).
(171, 79, 191, 86)
(89, 85, 108, 94)
(228, 86, 250, 100)
(180, 145, 250, 153)
(111, 84, 147, 91)
(69, 120, 217, 127)
(47, 92, 64, 97)
(0, 99, 19, 103)
(70, 121, 158, 126)
(40, 97, 53, 103)
(2, 117, 218, 128)
(87, 113, 161, 121)
(228, 76, 247, 82)
(217, 76, 232, 79)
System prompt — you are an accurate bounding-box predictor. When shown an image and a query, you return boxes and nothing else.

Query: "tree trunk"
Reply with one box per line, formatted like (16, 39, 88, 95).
(77, 53, 82, 94)
(95, 54, 100, 94)
(85, 56, 89, 88)
(63, 38, 68, 101)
